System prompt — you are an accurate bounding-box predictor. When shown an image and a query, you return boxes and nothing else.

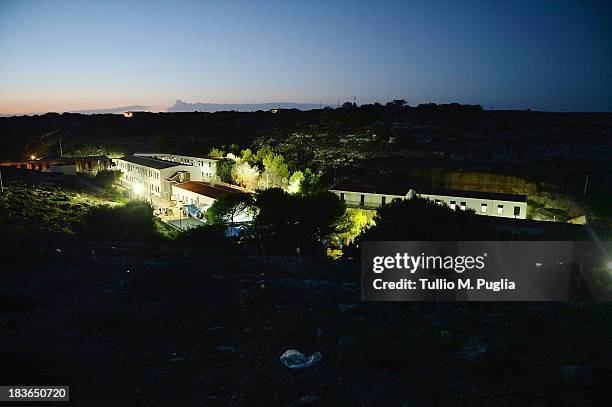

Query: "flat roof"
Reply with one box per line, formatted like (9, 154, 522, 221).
(173, 181, 248, 199)
(116, 155, 186, 170)
(418, 187, 527, 203)
(135, 152, 220, 161)
(330, 184, 409, 196)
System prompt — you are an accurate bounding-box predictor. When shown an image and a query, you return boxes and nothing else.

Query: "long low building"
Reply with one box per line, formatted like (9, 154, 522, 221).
(3, 155, 112, 176)
(329, 184, 528, 219)
(135, 153, 218, 182)
(172, 181, 248, 208)
(172, 181, 253, 223)
(418, 187, 527, 219)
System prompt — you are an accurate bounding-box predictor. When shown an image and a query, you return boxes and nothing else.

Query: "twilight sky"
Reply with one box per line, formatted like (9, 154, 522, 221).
(1, 0, 611, 114)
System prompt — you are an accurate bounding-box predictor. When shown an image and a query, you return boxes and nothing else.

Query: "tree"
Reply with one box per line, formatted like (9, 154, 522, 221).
(287, 170, 304, 194)
(259, 152, 289, 189)
(153, 134, 172, 152)
(253, 145, 274, 163)
(215, 158, 235, 184)
(231, 161, 260, 190)
(251, 189, 346, 253)
(300, 168, 324, 195)
(357, 197, 496, 241)
(332, 208, 374, 245)
(240, 148, 253, 163)
(205, 193, 254, 228)
(209, 148, 225, 159)
(92, 169, 121, 190)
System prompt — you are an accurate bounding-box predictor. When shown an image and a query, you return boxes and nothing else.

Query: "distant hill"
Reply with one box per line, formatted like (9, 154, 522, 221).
(167, 99, 323, 112)
(69, 105, 152, 114)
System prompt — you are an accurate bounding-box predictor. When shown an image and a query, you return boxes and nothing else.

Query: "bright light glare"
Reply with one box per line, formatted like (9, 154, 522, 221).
(133, 184, 143, 194)
(607, 261, 612, 271)
(30, 155, 36, 160)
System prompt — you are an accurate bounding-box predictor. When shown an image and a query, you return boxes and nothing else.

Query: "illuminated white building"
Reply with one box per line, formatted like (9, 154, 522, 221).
(135, 153, 218, 182)
(113, 155, 201, 201)
(329, 184, 528, 219)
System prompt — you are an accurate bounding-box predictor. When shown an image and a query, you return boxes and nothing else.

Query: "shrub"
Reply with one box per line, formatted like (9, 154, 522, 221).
(79, 201, 156, 240)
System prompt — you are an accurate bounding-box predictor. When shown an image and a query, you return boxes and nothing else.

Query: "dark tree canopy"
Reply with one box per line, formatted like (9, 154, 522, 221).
(205, 193, 254, 227)
(215, 158, 236, 184)
(358, 197, 497, 242)
(251, 188, 346, 253)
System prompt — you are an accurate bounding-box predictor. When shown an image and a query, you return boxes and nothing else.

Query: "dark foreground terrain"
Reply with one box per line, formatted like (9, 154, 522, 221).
(2, 236, 611, 406)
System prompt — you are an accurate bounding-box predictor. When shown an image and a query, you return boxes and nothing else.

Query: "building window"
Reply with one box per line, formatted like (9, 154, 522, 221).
(481, 203, 488, 213)
(340, 193, 344, 201)
(497, 205, 504, 215)
(460, 202, 466, 210)
(514, 206, 521, 217)
(360, 194, 365, 206)
(382, 196, 386, 205)
(450, 200, 456, 210)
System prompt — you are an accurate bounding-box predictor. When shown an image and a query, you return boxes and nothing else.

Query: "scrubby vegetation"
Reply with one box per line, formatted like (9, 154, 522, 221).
(79, 201, 157, 241)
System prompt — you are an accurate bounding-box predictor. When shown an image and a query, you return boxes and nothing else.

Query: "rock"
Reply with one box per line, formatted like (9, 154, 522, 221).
(559, 365, 592, 384)
(0, 313, 18, 328)
(312, 327, 324, 338)
(299, 394, 321, 405)
(64, 331, 81, 342)
(171, 352, 184, 363)
(341, 282, 359, 292)
(303, 279, 339, 290)
(338, 304, 358, 313)
(338, 336, 357, 347)
(455, 336, 488, 362)
(215, 345, 238, 353)
(206, 326, 228, 337)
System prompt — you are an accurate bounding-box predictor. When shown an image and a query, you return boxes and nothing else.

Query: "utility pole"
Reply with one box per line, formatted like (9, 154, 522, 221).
(0, 169, 5, 193)
(59, 138, 63, 157)
(583, 174, 589, 195)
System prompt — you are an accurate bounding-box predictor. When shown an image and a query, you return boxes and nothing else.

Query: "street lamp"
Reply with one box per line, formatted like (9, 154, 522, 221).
(133, 184, 143, 198)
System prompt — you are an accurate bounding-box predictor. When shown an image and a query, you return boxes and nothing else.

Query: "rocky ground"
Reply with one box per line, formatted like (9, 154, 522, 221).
(1, 237, 611, 406)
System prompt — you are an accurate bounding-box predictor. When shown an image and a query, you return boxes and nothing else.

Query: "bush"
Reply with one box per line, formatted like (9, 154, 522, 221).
(79, 201, 156, 240)
(174, 224, 234, 250)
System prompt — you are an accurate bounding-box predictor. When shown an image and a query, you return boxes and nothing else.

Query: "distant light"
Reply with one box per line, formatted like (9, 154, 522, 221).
(30, 155, 36, 160)
(133, 184, 143, 194)
(123, 111, 133, 118)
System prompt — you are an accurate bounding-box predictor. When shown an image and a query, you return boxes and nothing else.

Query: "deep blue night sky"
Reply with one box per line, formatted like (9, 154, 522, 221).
(1, 0, 611, 114)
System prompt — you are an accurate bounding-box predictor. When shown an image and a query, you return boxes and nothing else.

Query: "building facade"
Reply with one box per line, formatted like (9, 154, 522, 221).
(171, 181, 253, 223)
(135, 153, 218, 181)
(418, 188, 527, 219)
(329, 184, 528, 219)
(113, 155, 201, 201)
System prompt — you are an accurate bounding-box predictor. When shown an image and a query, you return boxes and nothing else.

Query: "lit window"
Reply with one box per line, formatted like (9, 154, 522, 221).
(450, 200, 456, 210)
(497, 205, 504, 215)
(481, 203, 488, 213)
(460, 202, 466, 210)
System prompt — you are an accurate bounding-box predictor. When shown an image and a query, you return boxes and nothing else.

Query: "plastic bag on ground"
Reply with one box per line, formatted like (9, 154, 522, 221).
(280, 349, 322, 369)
